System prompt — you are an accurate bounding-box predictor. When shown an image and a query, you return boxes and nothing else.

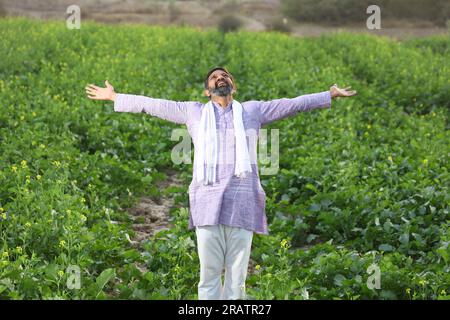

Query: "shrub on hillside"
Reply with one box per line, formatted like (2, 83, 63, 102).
(218, 15, 242, 33)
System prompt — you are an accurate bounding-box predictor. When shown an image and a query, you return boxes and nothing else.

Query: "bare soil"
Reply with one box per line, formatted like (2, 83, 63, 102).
(127, 169, 183, 246)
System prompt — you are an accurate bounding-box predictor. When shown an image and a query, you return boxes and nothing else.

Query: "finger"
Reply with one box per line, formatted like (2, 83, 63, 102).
(87, 84, 100, 90)
(105, 80, 110, 87)
(85, 86, 97, 91)
(343, 86, 352, 90)
(85, 88, 97, 94)
(87, 94, 99, 99)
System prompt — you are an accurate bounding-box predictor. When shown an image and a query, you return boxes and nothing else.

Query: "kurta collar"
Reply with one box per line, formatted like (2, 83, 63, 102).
(211, 99, 233, 114)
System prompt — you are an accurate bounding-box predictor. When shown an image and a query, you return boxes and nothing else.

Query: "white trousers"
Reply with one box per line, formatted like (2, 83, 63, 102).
(195, 224, 253, 300)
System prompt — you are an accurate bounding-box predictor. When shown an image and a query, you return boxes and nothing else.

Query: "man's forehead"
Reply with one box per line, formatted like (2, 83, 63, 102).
(209, 70, 230, 78)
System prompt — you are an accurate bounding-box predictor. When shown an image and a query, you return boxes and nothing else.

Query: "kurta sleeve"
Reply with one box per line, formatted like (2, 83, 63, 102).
(259, 90, 332, 126)
(114, 93, 189, 125)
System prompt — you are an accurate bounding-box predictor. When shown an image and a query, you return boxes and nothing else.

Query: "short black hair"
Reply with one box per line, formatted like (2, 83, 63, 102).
(204, 66, 234, 89)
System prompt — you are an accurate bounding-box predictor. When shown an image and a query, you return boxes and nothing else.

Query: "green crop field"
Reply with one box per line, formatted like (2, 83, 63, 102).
(0, 17, 449, 300)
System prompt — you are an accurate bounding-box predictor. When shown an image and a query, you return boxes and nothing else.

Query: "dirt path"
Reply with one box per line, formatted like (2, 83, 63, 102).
(127, 169, 184, 246)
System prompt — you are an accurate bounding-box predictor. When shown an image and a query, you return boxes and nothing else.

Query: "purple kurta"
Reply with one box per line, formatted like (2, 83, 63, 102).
(114, 91, 332, 234)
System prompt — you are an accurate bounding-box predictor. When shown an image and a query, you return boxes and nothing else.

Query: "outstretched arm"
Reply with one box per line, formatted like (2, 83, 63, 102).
(259, 84, 356, 126)
(85, 80, 189, 125)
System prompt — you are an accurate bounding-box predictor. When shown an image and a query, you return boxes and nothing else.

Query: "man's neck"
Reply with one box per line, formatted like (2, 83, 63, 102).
(211, 95, 233, 109)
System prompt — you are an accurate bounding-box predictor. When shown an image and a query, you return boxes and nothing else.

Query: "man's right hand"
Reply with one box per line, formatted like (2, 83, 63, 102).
(85, 80, 116, 101)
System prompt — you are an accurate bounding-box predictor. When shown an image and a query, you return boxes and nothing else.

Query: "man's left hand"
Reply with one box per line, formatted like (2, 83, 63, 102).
(330, 84, 357, 98)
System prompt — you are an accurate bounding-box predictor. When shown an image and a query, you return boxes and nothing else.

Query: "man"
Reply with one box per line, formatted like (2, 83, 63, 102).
(85, 67, 356, 300)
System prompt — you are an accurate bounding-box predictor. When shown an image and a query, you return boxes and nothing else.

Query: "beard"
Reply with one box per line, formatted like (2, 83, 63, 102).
(209, 82, 233, 97)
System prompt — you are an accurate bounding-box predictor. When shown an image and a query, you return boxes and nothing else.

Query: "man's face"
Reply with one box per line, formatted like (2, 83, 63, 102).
(205, 70, 236, 98)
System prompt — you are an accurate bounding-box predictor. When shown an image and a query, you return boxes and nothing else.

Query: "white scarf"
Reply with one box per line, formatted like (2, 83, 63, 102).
(196, 99, 252, 185)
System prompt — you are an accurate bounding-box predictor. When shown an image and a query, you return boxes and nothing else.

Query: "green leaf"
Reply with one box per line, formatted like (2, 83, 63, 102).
(96, 268, 116, 296)
(306, 234, 318, 243)
(334, 274, 346, 287)
(380, 290, 397, 299)
(141, 175, 153, 184)
(44, 264, 58, 281)
(378, 244, 394, 252)
(0, 285, 7, 294)
(399, 233, 409, 245)
(437, 247, 449, 263)
(305, 183, 318, 193)
(122, 248, 141, 260)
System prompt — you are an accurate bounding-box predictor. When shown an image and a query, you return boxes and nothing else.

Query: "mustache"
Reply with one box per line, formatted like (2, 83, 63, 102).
(216, 79, 229, 86)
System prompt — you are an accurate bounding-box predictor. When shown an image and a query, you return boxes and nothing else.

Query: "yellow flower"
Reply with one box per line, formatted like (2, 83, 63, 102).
(419, 279, 426, 286)
(20, 115, 25, 121)
(52, 160, 61, 167)
(21, 160, 27, 168)
(388, 156, 393, 162)
(58, 270, 64, 277)
(280, 239, 290, 249)
(1, 251, 8, 259)
(15, 246, 22, 254)
(59, 240, 66, 248)
(80, 214, 87, 222)
(66, 209, 72, 215)
(25, 222, 32, 228)
(11, 165, 17, 172)
(0, 207, 3, 212)
(255, 264, 261, 271)
(422, 159, 428, 166)
(36, 175, 42, 180)
(406, 288, 411, 295)
(39, 144, 46, 149)
(32, 112, 36, 117)
(441, 289, 447, 296)
(367, 124, 372, 129)
(364, 131, 369, 137)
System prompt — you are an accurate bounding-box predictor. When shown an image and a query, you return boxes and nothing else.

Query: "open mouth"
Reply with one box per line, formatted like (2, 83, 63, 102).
(217, 81, 227, 86)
